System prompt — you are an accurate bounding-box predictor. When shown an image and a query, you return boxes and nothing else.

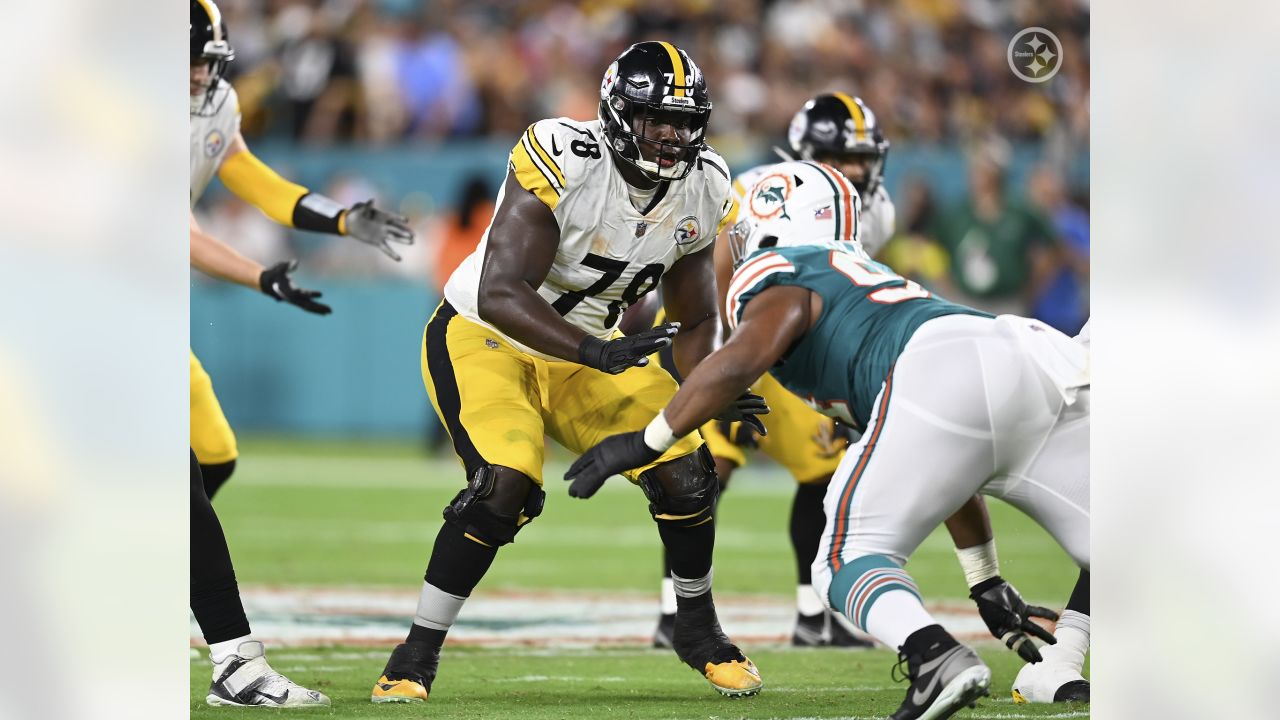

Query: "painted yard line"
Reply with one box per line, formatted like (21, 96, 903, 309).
(192, 586, 994, 649)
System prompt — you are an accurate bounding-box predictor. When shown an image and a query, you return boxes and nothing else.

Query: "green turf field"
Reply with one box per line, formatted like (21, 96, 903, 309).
(190, 646, 1088, 718)
(194, 437, 1086, 718)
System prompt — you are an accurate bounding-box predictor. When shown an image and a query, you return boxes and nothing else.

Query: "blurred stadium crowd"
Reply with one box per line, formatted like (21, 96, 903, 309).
(194, 0, 1089, 332)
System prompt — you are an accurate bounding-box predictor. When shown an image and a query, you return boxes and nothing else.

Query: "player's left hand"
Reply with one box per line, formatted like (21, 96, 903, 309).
(564, 431, 661, 499)
(970, 577, 1059, 663)
(715, 392, 770, 436)
(344, 199, 414, 261)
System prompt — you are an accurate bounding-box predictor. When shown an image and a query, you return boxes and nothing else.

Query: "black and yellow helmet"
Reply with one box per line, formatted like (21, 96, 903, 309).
(598, 41, 712, 182)
(787, 93, 890, 198)
(191, 0, 234, 109)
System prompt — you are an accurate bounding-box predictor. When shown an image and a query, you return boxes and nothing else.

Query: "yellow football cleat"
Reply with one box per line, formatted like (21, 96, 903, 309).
(702, 656, 763, 697)
(371, 674, 429, 703)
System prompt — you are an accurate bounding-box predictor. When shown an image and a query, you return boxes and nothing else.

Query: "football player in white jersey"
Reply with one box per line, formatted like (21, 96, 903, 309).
(189, 0, 412, 500)
(190, 0, 409, 707)
(190, 213, 332, 708)
(370, 42, 766, 704)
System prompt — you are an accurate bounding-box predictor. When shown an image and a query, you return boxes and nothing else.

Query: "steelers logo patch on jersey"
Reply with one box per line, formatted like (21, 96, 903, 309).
(204, 129, 225, 158)
(748, 173, 794, 221)
(674, 216, 701, 245)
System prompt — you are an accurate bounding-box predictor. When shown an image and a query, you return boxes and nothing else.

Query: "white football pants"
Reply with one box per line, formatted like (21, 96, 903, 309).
(812, 313, 1090, 606)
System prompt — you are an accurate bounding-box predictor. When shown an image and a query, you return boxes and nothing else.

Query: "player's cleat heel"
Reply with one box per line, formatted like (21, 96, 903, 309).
(889, 638, 990, 720)
(371, 641, 440, 703)
(205, 641, 331, 708)
(653, 612, 676, 649)
(671, 595, 763, 697)
(1053, 679, 1090, 703)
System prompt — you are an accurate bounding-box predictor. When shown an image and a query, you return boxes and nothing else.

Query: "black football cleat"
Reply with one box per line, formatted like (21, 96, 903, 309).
(888, 638, 990, 720)
(671, 596, 763, 697)
(371, 641, 440, 703)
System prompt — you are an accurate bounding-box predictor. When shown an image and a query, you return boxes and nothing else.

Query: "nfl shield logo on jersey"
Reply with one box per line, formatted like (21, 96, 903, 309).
(673, 216, 701, 245)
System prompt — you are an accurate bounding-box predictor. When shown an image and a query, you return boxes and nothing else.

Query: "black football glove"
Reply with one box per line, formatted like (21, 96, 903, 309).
(564, 430, 660, 499)
(714, 392, 770, 436)
(970, 576, 1059, 663)
(577, 322, 680, 374)
(344, 199, 414, 261)
(259, 260, 331, 315)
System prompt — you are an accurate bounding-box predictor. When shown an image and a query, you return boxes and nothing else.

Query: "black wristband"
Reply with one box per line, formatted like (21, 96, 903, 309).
(577, 335, 607, 368)
(970, 575, 1005, 596)
(292, 192, 346, 235)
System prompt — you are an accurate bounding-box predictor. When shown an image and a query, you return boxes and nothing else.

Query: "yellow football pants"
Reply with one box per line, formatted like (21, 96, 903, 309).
(421, 302, 703, 485)
(190, 350, 238, 465)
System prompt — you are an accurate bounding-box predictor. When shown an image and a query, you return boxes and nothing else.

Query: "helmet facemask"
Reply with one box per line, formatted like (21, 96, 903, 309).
(601, 95, 710, 182)
(191, 0, 235, 116)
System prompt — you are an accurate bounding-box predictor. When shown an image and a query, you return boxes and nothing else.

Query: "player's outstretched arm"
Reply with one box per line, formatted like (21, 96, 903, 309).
(217, 133, 413, 260)
(947, 494, 1059, 663)
(190, 212, 262, 290)
(190, 213, 331, 315)
(564, 285, 809, 498)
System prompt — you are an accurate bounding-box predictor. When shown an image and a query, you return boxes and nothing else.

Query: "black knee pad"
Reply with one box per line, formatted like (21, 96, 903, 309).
(442, 465, 545, 546)
(637, 446, 719, 524)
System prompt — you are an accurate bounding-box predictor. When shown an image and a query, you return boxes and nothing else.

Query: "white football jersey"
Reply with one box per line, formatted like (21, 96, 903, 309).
(445, 117, 734, 360)
(727, 163, 895, 257)
(190, 79, 241, 208)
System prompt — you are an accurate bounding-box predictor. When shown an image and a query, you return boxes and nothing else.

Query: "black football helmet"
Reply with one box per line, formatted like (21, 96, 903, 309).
(598, 41, 712, 182)
(787, 93, 889, 199)
(191, 0, 234, 112)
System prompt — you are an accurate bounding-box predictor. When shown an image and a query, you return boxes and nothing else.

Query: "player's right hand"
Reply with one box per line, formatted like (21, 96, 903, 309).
(259, 260, 332, 315)
(577, 322, 680, 374)
(970, 577, 1059, 663)
(715, 392, 770, 436)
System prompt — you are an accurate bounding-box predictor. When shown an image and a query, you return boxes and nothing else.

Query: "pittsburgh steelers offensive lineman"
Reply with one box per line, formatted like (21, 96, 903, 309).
(643, 92, 898, 649)
(190, 0, 412, 498)
(370, 42, 766, 704)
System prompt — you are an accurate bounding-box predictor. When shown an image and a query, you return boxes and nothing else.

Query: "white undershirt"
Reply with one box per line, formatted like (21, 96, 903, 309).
(626, 181, 659, 212)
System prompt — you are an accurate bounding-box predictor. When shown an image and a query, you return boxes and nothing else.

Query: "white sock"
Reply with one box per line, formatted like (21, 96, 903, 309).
(862, 590, 938, 650)
(1041, 610, 1090, 670)
(796, 584, 825, 616)
(660, 577, 677, 615)
(414, 581, 466, 631)
(208, 635, 253, 665)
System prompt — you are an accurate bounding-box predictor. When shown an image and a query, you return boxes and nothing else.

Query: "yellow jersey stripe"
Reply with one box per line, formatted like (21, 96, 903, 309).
(510, 140, 560, 210)
(658, 41, 686, 97)
(717, 196, 739, 234)
(833, 92, 867, 142)
(526, 128, 565, 189)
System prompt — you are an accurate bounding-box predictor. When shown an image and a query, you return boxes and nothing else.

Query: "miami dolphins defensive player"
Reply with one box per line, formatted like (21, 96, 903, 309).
(567, 161, 1090, 720)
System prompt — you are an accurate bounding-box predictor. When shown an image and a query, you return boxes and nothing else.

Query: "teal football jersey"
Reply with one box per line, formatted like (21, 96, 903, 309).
(725, 242, 990, 429)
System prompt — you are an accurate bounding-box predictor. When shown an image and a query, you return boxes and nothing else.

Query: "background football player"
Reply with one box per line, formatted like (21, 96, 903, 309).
(190, 0, 412, 499)
(370, 41, 769, 704)
(568, 162, 1090, 720)
(189, 215, 331, 707)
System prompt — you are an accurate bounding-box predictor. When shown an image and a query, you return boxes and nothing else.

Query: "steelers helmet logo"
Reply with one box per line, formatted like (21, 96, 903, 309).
(673, 215, 701, 245)
(600, 61, 619, 100)
(204, 129, 225, 158)
(748, 173, 794, 221)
